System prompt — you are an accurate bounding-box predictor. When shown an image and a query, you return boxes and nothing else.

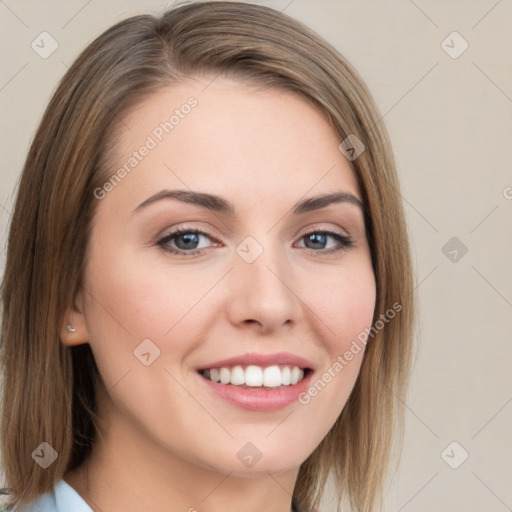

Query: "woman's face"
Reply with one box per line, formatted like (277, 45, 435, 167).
(72, 76, 376, 477)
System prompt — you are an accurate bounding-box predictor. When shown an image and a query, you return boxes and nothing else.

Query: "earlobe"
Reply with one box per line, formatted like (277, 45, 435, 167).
(60, 292, 90, 346)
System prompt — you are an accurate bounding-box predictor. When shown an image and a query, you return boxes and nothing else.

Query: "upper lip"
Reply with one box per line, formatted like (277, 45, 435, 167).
(196, 352, 315, 371)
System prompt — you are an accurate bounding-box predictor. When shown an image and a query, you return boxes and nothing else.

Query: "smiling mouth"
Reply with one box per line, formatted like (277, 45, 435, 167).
(198, 364, 312, 389)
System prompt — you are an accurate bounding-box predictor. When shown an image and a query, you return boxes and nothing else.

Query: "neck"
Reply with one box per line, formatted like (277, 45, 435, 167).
(64, 396, 299, 512)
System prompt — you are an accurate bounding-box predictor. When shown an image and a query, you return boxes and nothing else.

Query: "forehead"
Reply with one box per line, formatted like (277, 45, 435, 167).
(103, 76, 361, 212)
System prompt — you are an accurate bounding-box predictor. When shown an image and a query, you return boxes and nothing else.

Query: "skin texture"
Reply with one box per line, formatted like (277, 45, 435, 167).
(62, 76, 376, 512)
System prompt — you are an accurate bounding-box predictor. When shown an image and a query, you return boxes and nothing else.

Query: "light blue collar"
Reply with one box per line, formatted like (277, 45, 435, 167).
(54, 480, 92, 512)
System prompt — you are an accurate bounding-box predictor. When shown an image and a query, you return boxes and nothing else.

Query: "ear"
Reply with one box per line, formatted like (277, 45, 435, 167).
(60, 290, 90, 346)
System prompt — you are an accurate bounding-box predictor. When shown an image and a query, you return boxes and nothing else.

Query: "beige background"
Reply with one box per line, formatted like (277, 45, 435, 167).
(1, 1, 511, 511)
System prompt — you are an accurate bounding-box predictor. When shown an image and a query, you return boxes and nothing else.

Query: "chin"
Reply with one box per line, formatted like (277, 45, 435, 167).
(208, 448, 307, 478)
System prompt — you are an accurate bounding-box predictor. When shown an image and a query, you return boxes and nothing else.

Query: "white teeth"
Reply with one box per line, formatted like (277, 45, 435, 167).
(219, 367, 230, 384)
(263, 365, 282, 387)
(291, 366, 302, 385)
(202, 364, 307, 387)
(209, 368, 220, 382)
(281, 366, 291, 385)
(245, 365, 263, 386)
(230, 365, 245, 385)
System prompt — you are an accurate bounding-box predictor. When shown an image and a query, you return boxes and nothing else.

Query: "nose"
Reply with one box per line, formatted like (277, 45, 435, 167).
(226, 240, 303, 334)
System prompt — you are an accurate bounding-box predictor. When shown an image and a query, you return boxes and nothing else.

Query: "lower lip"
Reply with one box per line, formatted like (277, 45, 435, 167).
(198, 371, 313, 412)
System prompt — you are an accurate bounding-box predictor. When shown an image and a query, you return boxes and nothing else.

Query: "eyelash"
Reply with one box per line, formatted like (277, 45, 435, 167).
(157, 227, 355, 257)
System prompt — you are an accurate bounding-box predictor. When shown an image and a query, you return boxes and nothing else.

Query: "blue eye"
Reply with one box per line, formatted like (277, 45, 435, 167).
(298, 230, 354, 252)
(157, 229, 215, 255)
(157, 228, 354, 256)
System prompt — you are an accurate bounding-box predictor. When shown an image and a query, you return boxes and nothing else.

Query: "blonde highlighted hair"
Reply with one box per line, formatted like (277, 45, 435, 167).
(0, 2, 415, 511)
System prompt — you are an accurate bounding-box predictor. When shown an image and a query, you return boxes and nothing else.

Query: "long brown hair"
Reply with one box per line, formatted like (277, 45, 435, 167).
(0, 2, 415, 511)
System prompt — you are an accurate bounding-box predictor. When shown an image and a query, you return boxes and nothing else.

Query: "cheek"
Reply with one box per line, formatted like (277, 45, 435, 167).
(306, 259, 376, 348)
(81, 240, 221, 378)
(293, 259, 376, 420)
(84, 231, 202, 332)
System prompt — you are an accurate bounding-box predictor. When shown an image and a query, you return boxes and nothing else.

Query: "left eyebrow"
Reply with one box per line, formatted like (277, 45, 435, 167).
(131, 189, 365, 215)
(291, 191, 364, 215)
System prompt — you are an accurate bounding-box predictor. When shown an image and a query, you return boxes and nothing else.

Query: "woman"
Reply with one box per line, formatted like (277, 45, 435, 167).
(0, 2, 415, 511)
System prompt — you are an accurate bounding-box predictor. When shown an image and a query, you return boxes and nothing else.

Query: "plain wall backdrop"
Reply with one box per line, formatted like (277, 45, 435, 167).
(1, 1, 511, 510)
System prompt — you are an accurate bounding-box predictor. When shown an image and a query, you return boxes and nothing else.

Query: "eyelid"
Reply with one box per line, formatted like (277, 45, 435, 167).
(294, 222, 353, 240)
(157, 223, 220, 243)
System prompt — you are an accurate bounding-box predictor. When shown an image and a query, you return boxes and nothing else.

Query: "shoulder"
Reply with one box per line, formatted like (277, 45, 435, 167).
(5, 490, 56, 512)
(7, 481, 92, 512)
